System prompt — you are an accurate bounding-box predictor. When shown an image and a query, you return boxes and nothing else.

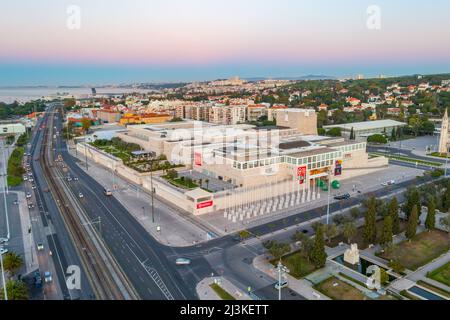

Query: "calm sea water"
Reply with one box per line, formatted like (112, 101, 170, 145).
(0, 87, 151, 104)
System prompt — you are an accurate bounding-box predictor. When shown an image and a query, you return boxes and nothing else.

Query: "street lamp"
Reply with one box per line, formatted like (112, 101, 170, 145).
(326, 170, 332, 225)
(276, 260, 288, 301)
(0, 245, 8, 300)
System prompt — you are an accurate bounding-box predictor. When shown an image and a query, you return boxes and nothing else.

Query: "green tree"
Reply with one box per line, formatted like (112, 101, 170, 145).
(390, 127, 397, 141)
(263, 240, 290, 259)
(81, 118, 92, 133)
(342, 221, 357, 244)
(349, 127, 355, 140)
(388, 197, 400, 234)
(311, 225, 327, 268)
(2, 252, 23, 275)
(350, 207, 360, 220)
(363, 197, 377, 244)
(367, 134, 387, 144)
(326, 127, 342, 137)
(404, 187, 420, 219)
(380, 215, 393, 248)
(0, 280, 29, 300)
(324, 223, 339, 243)
(425, 198, 436, 231)
(408, 114, 422, 136)
(405, 205, 419, 240)
(444, 181, 450, 212)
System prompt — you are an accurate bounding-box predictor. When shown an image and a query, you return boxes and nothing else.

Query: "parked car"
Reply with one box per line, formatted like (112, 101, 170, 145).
(28, 203, 35, 209)
(0, 248, 8, 255)
(0, 238, 8, 245)
(37, 243, 44, 251)
(74, 177, 79, 181)
(31, 184, 36, 189)
(26, 193, 32, 199)
(78, 193, 84, 198)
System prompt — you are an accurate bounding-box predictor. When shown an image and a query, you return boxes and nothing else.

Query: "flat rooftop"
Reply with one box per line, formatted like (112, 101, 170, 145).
(323, 120, 406, 131)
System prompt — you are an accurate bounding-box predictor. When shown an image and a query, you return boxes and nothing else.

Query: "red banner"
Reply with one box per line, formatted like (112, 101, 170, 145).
(297, 166, 306, 184)
(197, 200, 213, 209)
(194, 152, 202, 166)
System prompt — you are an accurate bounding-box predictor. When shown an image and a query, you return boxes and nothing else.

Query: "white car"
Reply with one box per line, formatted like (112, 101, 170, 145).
(175, 258, 191, 265)
(26, 193, 32, 199)
(23, 175, 28, 181)
(275, 281, 288, 290)
(381, 180, 395, 186)
(44, 271, 52, 283)
(37, 243, 44, 251)
(0, 248, 8, 255)
(78, 193, 84, 198)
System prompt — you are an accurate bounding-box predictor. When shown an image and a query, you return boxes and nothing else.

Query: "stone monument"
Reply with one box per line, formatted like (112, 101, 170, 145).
(343, 243, 360, 265)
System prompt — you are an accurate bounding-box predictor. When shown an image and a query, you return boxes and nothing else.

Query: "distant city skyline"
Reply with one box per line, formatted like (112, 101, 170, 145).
(1, 0, 450, 85)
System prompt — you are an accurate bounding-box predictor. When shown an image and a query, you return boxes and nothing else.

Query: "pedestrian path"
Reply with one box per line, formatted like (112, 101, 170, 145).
(196, 277, 252, 300)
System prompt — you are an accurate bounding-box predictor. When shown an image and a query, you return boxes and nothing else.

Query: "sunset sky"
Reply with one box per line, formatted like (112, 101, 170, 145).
(1, 0, 450, 85)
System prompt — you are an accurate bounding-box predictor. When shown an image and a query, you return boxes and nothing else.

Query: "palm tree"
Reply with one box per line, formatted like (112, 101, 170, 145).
(1, 280, 29, 300)
(3, 252, 23, 275)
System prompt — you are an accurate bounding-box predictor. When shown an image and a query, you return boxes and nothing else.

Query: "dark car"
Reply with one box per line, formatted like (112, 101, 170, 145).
(334, 193, 351, 201)
(34, 271, 42, 288)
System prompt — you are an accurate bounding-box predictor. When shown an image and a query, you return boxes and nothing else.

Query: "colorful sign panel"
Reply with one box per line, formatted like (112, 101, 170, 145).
(194, 152, 202, 166)
(196, 200, 213, 209)
(297, 166, 307, 184)
(334, 160, 342, 176)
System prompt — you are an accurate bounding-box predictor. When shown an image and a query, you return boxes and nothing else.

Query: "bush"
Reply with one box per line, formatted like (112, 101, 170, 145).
(326, 127, 342, 137)
(367, 134, 387, 144)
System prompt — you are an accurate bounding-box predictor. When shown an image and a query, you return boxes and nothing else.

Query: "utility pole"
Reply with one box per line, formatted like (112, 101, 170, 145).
(0, 245, 8, 300)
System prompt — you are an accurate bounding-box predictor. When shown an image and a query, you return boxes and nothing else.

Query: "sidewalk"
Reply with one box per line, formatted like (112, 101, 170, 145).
(68, 146, 209, 247)
(253, 254, 330, 300)
(196, 277, 252, 300)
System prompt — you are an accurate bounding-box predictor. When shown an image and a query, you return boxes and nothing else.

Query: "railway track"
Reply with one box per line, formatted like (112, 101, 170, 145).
(39, 110, 126, 300)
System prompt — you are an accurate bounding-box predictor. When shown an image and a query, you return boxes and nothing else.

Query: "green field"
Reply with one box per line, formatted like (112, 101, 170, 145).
(380, 230, 450, 270)
(7, 147, 25, 187)
(209, 283, 235, 300)
(427, 262, 450, 287)
(271, 251, 318, 279)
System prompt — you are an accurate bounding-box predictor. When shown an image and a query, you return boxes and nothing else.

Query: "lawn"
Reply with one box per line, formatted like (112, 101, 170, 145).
(7, 147, 25, 187)
(271, 251, 318, 279)
(314, 276, 367, 300)
(379, 230, 450, 270)
(427, 262, 450, 287)
(209, 283, 235, 300)
(164, 176, 199, 189)
(370, 152, 442, 167)
(329, 219, 407, 250)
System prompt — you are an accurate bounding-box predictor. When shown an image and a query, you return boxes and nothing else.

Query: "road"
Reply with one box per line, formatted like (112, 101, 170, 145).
(29, 106, 94, 299)
(51, 106, 196, 300)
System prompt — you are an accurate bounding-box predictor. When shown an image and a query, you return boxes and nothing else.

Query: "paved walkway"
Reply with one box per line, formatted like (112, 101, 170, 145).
(196, 277, 252, 300)
(253, 254, 330, 300)
(69, 146, 208, 246)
